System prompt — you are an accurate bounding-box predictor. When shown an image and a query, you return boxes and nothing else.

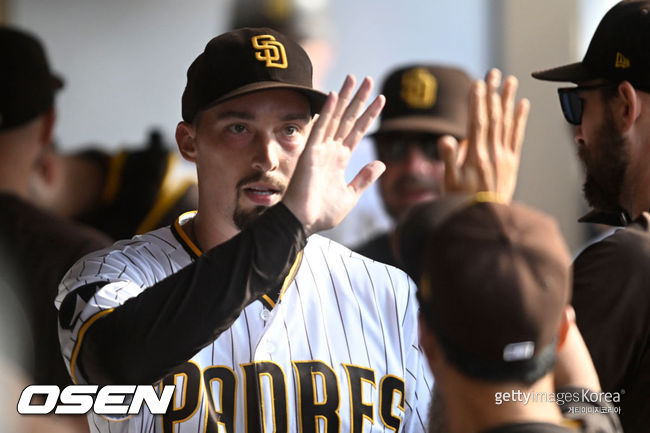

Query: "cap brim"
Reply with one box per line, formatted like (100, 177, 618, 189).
(52, 74, 64, 90)
(531, 62, 597, 84)
(371, 116, 466, 139)
(208, 81, 328, 114)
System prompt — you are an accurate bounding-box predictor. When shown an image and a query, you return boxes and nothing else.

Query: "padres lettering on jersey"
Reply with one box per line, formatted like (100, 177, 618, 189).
(160, 359, 406, 433)
(56, 211, 432, 433)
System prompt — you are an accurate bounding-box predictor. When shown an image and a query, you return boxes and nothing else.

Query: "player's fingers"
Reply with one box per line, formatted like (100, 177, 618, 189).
(324, 75, 356, 140)
(335, 76, 374, 141)
(347, 160, 386, 196)
(501, 75, 518, 149)
(488, 87, 503, 165)
(456, 138, 469, 165)
(307, 91, 339, 148)
(511, 98, 530, 155)
(486, 69, 503, 157)
(439, 135, 459, 191)
(467, 80, 488, 164)
(342, 94, 385, 151)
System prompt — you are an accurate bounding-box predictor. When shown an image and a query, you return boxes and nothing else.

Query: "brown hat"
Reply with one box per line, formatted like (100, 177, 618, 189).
(181, 27, 328, 122)
(408, 195, 572, 383)
(373, 64, 472, 138)
(532, 1, 650, 89)
(0, 26, 63, 131)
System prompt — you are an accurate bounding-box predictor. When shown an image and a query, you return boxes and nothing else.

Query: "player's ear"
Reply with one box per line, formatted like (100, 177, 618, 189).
(176, 121, 198, 162)
(39, 108, 56, 145)
(557, 305, 575, 349)
(618, 81, 641, 133)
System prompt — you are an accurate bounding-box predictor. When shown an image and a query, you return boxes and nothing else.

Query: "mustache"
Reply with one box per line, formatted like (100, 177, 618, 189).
(236, 172, 287, 193)
(391, 175, 441, 193)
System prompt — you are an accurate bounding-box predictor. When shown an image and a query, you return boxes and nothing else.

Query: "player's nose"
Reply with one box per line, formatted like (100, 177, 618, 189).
(251, 133, 280, 172)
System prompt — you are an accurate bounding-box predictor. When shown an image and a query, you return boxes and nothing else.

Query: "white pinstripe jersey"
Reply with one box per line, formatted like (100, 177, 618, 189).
(56, 212, 433, 433)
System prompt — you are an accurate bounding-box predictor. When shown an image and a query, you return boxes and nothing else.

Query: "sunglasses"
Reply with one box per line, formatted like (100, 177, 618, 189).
(375, 135, 444, 162)
(557, 83, 615, 125)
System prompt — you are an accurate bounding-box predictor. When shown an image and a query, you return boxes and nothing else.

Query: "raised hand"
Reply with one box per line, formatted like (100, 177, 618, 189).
(283, 75, 386, 236)
(439, 69, 530, 202)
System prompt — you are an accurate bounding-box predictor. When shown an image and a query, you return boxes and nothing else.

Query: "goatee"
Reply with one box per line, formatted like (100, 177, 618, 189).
(233, 206, 268, 230)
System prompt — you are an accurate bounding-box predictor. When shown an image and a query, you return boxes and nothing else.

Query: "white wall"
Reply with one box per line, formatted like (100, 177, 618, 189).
(9, 0, 226, 149)
(8, 0, 489, 148)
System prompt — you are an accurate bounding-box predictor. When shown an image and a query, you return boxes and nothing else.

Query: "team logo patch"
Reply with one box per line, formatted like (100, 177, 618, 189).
(251, 35, 288, 69)
(615, 52, 630, 69)
(401, 68, 437, 109)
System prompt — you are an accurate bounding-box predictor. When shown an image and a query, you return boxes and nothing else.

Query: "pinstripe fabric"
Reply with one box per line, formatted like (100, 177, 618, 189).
(56, 213, 432, 433)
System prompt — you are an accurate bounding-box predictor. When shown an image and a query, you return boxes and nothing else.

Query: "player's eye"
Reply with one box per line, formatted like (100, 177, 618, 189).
(283, 125, 300, 136)
(228, 124, 247, 134)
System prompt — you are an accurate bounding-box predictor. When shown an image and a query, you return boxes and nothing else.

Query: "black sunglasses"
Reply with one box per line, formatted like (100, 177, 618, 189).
(557, 83, 615, 125)
(375, 135, 444, 162)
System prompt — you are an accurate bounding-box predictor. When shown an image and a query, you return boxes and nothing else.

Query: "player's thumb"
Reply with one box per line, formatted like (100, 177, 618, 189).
(438, 135, 459, 190)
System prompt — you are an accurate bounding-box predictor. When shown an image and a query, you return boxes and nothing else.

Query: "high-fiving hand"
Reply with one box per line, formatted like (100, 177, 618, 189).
(283, 75, 386, 236)
(439, 68, 530, 202)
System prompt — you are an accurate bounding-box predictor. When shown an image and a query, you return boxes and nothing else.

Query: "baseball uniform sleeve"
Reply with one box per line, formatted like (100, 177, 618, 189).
(59, 203, 306, 385)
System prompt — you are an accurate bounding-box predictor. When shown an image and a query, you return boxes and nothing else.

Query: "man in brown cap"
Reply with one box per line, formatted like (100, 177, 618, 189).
(0, 25, 110, 433)
(404, 196, 622, 433)
(56, 27, 434, 432)
(354, 64, 472, 266)
(532, 1, 650, 430)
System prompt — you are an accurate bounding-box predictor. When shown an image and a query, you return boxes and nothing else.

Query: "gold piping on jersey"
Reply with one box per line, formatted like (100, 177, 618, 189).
(136, 153, 196, 234)
(69, 308, 115, 384)
(173, 211, 201, 258)
(173, 211, 303, 308)
(263, 249, 303, 309)
(100, 151, 128, 204)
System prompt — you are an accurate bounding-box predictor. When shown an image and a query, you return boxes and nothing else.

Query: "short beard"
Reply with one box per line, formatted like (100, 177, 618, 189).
(232, 172, 285, 230)
(580, 106, 629, 212)
(233, 205, 268, 230)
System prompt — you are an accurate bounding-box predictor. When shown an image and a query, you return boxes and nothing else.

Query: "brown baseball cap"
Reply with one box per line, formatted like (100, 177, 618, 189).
(405, 195, 572, 383)
(181, 27, 327, 122)
(372, 64, 472, 139)
(0, 26, 64, 131)
(532, 1, 650, 89)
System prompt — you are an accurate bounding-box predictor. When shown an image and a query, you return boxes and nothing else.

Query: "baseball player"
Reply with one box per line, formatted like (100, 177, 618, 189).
(56, 27, 432, 432)
(531, 1, 650, 430)
(355, 64, 472, 267)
